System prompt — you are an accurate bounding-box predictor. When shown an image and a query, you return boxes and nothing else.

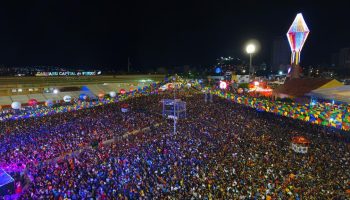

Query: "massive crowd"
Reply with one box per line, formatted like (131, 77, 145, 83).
(0, 97, 162, 172)
(1, 88, 349, 199)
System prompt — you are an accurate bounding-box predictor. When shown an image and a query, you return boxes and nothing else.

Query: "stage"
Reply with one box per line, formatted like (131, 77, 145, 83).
(0, 169, 14, 196)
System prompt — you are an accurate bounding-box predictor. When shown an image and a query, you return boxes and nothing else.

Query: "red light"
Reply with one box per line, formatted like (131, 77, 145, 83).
(28, 99, 38, 106)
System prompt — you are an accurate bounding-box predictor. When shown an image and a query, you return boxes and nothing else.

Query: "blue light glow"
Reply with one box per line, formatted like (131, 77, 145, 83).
(215, 67, 222, 74)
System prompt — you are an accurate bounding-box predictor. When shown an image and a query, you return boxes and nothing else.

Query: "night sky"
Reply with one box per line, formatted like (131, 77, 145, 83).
(0, 1, 349, 70)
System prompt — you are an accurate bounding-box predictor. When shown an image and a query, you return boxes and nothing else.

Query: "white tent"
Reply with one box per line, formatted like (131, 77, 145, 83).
(306, 85, 350, 103)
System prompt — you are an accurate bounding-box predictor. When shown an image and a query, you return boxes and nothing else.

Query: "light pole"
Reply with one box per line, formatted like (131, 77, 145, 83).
(246, 44, 256, 76)
(173, 75, 176, 135)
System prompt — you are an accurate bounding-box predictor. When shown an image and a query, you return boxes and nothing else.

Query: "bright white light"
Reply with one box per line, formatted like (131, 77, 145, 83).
(286, 13, 310, 52)
(255, 88, 272, 92)
(242, 69, 246, 73)
(219, 81, 227, 89)
(246, 44, 256, 54)
(53, 89, 59, 94)
(254, 81, 259, 86)
(63, 95, 71, 102)
(310, 99, 317, 106)
(279, 71, 283, 75)
(249, 88, 272, 92)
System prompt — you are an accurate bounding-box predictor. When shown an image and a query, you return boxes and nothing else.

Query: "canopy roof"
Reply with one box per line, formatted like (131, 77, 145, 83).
(274, 78, 342, 97)
(306, 85, 350, 103)
(292, 136, 310, 145)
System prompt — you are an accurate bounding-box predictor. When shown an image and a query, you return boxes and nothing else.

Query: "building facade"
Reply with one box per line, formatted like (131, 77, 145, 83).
(338, 48, 350, 69)
(271, 37, 290, 73)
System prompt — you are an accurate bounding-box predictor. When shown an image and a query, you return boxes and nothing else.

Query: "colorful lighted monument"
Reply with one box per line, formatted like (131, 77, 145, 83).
(287, 13, 310, 78)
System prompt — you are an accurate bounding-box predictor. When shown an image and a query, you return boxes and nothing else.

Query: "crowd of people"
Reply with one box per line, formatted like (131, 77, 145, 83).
(1, 87, 349, 199)
(0, 97, 163, 172)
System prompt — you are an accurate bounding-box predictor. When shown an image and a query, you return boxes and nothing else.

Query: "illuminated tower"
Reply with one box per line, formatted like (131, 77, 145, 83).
(286, 13, 310, 78)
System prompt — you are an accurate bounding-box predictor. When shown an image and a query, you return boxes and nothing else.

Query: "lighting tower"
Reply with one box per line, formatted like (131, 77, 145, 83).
(246, 44, 256, 76)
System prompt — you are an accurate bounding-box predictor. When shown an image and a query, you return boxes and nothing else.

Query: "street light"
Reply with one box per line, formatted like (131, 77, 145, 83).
(246, 44, 256, 76)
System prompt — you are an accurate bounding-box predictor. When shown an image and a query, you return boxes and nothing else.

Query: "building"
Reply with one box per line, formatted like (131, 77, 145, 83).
(271, 37, 290, 73)
(232, 75, 250, 83)
(338, 48, 350, 69)
(331, 52, 339, 67)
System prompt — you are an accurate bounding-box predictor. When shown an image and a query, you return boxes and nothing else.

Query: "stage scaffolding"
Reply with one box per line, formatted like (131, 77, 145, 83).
(162, 99, 186, 119)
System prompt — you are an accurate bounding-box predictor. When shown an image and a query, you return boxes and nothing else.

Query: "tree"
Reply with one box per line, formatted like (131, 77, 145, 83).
(238, 83, 249, 89)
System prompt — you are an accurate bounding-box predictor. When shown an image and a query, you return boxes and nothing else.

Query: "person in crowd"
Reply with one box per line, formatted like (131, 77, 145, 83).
(1, 88, 349, 199)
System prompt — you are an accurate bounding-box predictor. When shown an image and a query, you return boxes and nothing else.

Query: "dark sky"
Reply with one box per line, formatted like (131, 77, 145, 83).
(0, 1, 349, 70)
